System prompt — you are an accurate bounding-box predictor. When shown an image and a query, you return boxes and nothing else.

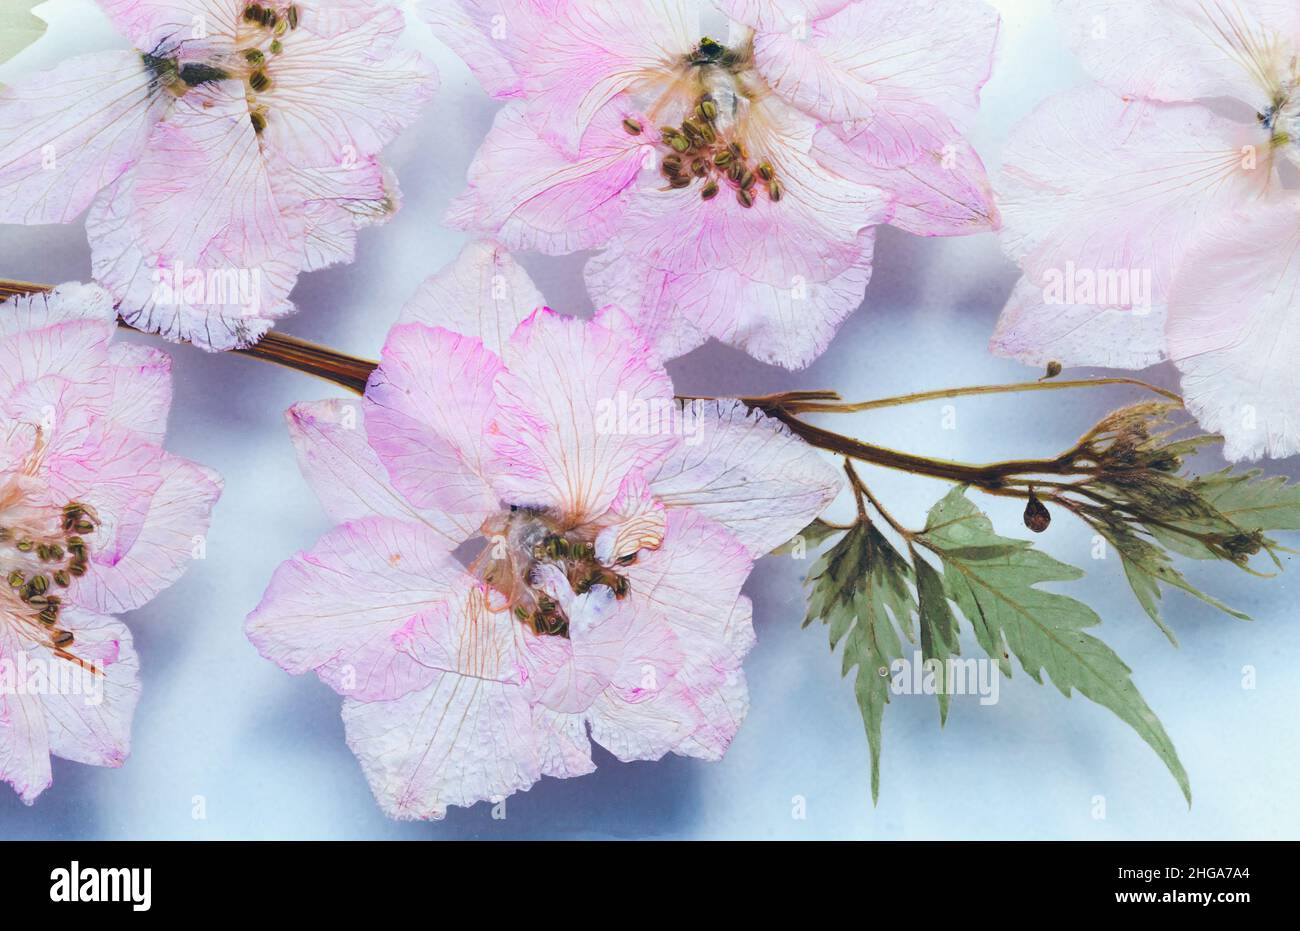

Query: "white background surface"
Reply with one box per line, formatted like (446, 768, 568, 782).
(1, 0, 1296, 839)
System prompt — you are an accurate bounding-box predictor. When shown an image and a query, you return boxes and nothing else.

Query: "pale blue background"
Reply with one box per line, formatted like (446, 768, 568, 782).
(1, 0, 1296, 839)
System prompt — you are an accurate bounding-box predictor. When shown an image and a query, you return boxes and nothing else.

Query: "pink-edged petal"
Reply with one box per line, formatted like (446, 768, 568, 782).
(532, 706, 596, 779)
(991, 275, 1168, 370)
(588, 228, 878, 370)
(1056, 0, 1299, 110)
(97, 0, 242, 55)
(271, 155, 399, 273)
(515, 567, 630, 713)
(72, 454, 221, 615)
(0, 285, 115, 402)
(0, 630, 52, 804)
(489, 309, 678, 524)
(999, 86, 1274, 316)
(446, 101, 647, 255)
(38, 609, 140, 770)
(245, 517, 471, 701)
(582, 597, 692, 763)
(648, 400, 840, 557)
(106, 343, 173, 442)
(286, 399, 469, 547)
(364, 324, 503, 534)
(718, 0, 853, 31)
(0, 282, 116, 341)
(624, 508, 752, 663)
(392, 583, 523, 684)
(1167, 195, 1300, 461)
(816, 122, 999, 235)
(595, 514, 756, 762)
(87, 174, 294, 351)
(341, 670, 539, 820)
(507, 0, 697, 155)
(750, 0, 999, 131)
(584, 682, 697, 762)
(420, 0, 530, 98)
(398, 240, 544, 356)
(0, 51, 167, 224)
(43, 421, 168, 574)
(88, 82, 305, 350)
(582, 249, 711, 362)
(255, 1, 437, 167)
(593, 471, 666, 565)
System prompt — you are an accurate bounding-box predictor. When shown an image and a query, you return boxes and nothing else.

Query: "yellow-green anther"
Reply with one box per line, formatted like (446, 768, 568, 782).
(245, 49, 264, 65)
(758, 161, 774, 181)
(713, 149, 733, 167)
(622, 118, 643, 135)
(699, 100, 718, 121)
(737, 187, 755, 208)
(768, 179, 783, 202)
(701, 182, 720, 200)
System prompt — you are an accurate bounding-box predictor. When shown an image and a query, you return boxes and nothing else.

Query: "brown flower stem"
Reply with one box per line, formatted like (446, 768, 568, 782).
(844, 460, 912, 539)
(235, 332, 375, 395)
(0, 277, 377, 394)
(754, 403, 1085, 488)
(1, 275, 1170, 491)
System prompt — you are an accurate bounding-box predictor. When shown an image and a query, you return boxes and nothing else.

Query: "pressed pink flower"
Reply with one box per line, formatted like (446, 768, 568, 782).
(245, 241, 841, 819)
(0, 283, 222, 804)
(992, 0, 1300, 460)
(0, 1, 436, 350)
(424, 0, 1001, 369)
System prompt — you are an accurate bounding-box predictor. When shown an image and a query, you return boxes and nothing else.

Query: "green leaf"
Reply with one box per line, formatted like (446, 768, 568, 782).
(1184, 468, 1300, 532)
(803, 521, 914, 802)
(1087, 516, 1249, 645)
(912, 549, 961, 726)
(770, 517, 841, 556)
(917, 487, 1191, 805)
(0, 3, 46, 66)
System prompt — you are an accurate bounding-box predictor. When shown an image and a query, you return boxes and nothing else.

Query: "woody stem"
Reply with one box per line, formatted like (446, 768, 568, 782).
(1, 276, 1151, 489)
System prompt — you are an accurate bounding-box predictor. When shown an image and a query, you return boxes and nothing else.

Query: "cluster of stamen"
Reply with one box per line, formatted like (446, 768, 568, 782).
(239, 3, 301, 134)
(1, 501, 99, 673)
(625, 97, 782, 209)
(477, 509, 634, 639)
(623, 37, 783, 208)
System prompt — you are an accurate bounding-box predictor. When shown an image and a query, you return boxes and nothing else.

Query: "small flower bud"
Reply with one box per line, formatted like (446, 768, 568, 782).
(1023, 491, 1050, 533)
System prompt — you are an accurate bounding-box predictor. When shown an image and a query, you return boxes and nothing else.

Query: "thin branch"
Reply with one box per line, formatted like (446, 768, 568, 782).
(775, 377, 1183, 413)
(844, 460, 913, 539)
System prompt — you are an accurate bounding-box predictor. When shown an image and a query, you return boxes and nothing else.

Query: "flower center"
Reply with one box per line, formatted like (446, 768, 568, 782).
(474, 507, 633, 639)
(139, 2, 301, 136)
(0, 482, 100, 670)
(623, 38, 784, 209)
